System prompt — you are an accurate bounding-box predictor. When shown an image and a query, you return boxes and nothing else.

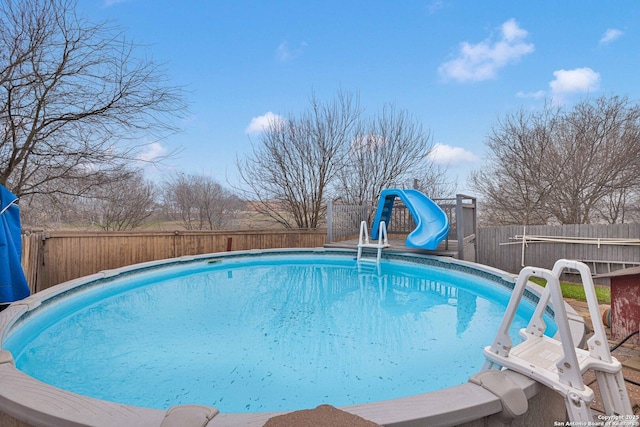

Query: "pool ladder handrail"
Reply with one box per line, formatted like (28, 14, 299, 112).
(483, 259, 636, 426)
(357, 220, 389, 263)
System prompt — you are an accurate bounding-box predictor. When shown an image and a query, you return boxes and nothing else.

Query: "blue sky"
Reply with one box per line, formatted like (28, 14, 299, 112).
(87, 1, 640, 194)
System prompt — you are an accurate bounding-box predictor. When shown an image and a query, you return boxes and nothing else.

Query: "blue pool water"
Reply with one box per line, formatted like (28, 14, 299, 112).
(3, 253, 556, 413)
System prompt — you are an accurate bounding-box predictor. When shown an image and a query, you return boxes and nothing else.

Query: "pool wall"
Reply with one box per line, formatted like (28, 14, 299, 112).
(0, 248, 583, 427)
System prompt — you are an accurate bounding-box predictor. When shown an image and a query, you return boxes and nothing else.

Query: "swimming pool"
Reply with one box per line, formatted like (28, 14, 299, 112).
(0, 249, 579, 426)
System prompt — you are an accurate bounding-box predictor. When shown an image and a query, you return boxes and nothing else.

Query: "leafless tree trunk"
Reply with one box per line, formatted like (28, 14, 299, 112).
(237, 91, 361, 229)
(471, 95, 640, 225)
(0, 0, 186, 205)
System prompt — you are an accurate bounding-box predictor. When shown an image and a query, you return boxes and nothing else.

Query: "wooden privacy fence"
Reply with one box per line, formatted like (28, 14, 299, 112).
(21, 229, 327, 293)
(477, 224, 640, 275)
(20, 223, 640, 294)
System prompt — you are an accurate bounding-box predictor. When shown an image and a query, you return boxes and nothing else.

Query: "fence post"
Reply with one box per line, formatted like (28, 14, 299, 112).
(456, 194, 465, 261)
(326, 199, 333, 243)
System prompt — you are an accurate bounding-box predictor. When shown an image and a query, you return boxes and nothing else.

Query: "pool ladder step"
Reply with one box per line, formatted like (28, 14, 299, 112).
(483, 259, 636, 426)
(357, 220, 389, 263)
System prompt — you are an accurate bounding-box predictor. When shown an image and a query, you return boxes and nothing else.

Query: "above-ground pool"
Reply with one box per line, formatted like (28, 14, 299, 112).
(0, 249, 580, 427)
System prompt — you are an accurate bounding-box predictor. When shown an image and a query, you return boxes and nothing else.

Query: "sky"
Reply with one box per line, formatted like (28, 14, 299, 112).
(85, 0, 640, 194)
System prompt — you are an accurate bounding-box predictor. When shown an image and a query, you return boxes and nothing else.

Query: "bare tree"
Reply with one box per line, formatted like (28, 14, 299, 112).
(237, 91, 361, 229)
(91, 171, 157, 231)
(546, 96, 640, 224)
(470, 106, 559, 225)
(334, 105, 448, 205)
(163, 173, 242, 230)
(595, 188, 640, 224)
(471, 95, 640, 225)
(0, 0, 186, 205)
(412, 163, 457, 200)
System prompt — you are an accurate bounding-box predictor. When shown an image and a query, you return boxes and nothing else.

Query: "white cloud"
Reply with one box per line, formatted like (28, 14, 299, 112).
(599, 28, 623, 45)
(438, 18, 534, 82)
(516, 68, 600, 104)
(516, 90, 545, 99)
(75, 162, 99, 174)
(137, 142, 168, 162)
(426, 0, 445, 15)
(245, 112, 285, 135)
(276, 41, 308, 62)
(549, 67, 600, 103)
(501, 19, 528, 42)
(427, 143, 478, 165)
(103, 0, 129, 6)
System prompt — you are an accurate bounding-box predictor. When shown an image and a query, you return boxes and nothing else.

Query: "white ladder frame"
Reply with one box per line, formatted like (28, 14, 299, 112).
(357, 220, 389, 263)
(483, 259, 635, 425)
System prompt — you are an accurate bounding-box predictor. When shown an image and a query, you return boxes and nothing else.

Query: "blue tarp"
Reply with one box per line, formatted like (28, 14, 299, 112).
(0, 184, 30, 305)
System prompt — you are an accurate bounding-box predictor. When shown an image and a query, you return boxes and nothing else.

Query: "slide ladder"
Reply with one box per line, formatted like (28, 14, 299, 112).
(483, 259, 635, 425)
(375, 195, 396, 231)
(357, 220, 389, 263)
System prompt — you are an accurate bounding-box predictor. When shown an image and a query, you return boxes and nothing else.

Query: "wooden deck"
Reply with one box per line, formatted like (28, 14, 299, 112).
(324, 237, 460, 258)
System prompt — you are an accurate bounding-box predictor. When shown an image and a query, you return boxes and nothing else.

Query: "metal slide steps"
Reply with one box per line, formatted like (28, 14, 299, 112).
(378, 195, 395, 226)
(483, 259, 637, 426)
(357, 220, 389, 263)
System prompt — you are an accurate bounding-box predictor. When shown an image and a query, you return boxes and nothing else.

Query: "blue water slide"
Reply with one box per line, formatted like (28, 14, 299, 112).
(371, 188, 449, 250)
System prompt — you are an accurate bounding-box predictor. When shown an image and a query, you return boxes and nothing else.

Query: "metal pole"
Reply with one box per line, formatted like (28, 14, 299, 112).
(456, 194, 464, 261)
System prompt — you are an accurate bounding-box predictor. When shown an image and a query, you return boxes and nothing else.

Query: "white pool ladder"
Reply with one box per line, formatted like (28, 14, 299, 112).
(483, 259, 635, 425)
(357, 220, 389, 263)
